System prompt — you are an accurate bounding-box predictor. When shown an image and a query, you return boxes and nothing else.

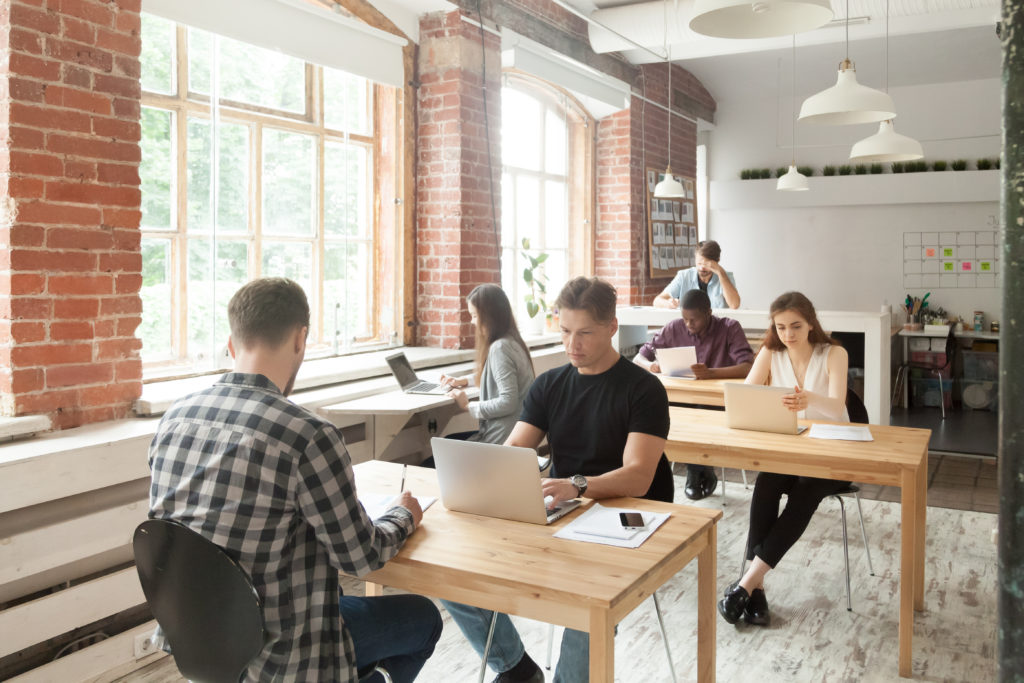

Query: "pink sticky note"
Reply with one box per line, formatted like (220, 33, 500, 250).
(961, 261, 973, 272)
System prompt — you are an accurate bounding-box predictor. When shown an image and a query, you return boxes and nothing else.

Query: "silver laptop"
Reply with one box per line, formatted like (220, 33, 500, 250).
(385, 352, 447, 395)
(430, 438, 581, 525)
(655, 346, 698, 378)
(724, 383, 808, 435)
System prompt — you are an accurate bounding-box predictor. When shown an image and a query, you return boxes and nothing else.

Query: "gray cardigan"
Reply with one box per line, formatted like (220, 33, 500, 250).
(469, 337, 535, 445)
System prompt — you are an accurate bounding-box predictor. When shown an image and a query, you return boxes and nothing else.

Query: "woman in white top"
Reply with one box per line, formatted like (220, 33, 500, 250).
(441, 284, 535, 445)
(718, 291, 850, 628)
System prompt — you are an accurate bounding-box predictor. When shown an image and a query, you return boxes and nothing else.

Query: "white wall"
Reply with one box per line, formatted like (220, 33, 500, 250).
(705, 78, 1002, 325)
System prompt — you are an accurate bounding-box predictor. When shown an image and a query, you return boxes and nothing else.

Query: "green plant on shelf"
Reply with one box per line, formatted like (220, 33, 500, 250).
(951, 159, 967, 171)
(822, 165, 836, 176)
(976, 158, 992, 170)
(838, 165, 852, 176)
(759, 168, 772, 179)
(869, 163, 883, 174)
(740, 169, 752, 179)
(891, 162, 904, 173)
(521, 237, 548, 320)
(932, 160, 947, 171)
(797, 165, 814, 177)
(854, 164, 868, 175)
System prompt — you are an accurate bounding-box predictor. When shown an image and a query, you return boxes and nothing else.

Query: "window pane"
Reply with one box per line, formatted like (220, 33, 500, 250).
(187, 240, 248, 361)
(502, 88, 541, 172)
(262, 241, 313, 301)
(140, 107, 173, 231)
(188, 28, 306, 114)
(139, 238, 172, 359)
(262, 129, 316, 236)
(545, 107, 567, 175)
(544, 180, 568, 249)
(324, 142, 368, 238)
(515, 175, 540, 247)
(324, 67, 370, 135)
(546, 250, 568, 294)
(324, 242, 371, 341)
(187, 118, 249, 234)
(141, 13, 175, 95)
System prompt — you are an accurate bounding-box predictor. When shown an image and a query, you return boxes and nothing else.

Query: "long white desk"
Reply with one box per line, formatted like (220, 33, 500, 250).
(616, 306, 891, 424)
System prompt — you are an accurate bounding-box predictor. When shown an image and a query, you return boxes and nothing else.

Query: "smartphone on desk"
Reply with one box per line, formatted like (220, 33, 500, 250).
(619, 512, 645, 530)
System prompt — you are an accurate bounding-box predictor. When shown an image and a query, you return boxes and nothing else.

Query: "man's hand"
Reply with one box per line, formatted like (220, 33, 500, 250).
(690, 363, 715, 380)
(707, 260, 725, 277)
(649, 361, 662, 374)
(541, 478, 581, 507)
(389, 490, 423, 527)
(447, 388, 470, 410)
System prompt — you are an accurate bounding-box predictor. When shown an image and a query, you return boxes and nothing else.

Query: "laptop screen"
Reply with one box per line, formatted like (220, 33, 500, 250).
(385, 353, 418, 388)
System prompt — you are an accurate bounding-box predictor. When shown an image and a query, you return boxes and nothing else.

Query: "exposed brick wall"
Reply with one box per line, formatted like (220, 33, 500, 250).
(415, 9, 501, 349)
(0, 0, 142, 429)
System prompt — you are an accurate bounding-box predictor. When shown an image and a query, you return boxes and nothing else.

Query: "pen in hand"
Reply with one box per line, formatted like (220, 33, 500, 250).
(400, 463, 407, 493)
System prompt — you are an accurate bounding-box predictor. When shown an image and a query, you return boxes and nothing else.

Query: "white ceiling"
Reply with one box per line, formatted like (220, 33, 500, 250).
(561, 0, 1002, 102)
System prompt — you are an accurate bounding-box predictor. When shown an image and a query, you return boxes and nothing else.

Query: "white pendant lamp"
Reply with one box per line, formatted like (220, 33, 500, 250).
(799, 0, 894, 125)
(654, 18, 686, 200)
(848, 0, 923, 162)
(778, 36, 808, 192)
(689, 0, 833, 39)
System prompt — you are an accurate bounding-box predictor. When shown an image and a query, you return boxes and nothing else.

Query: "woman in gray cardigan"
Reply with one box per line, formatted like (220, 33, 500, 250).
(441, 284, 534, 444)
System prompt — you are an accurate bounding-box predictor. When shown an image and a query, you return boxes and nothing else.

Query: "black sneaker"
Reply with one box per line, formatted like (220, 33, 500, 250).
(492, 653, 544, 683)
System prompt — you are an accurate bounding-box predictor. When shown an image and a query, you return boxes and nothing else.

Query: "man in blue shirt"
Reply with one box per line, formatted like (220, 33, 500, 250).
(653, 239, 741, 309)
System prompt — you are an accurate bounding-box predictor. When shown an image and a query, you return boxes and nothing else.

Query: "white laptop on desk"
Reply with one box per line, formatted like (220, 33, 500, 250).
(724, 383, 808, 435)
(655, 346, 698, 378)
(385, 352, 447, 395)
(430, 438, 581, 525)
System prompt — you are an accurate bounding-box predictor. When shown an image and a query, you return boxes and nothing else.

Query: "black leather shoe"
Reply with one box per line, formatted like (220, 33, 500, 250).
(718, 584, 750, 624)
(684, 468, 700, 500)
(699, 471, 719, 499)
(744, 588, 771, 626)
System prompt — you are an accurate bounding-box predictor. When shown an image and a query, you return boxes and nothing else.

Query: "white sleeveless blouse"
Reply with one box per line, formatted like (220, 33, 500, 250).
(769, 343, 848, 421)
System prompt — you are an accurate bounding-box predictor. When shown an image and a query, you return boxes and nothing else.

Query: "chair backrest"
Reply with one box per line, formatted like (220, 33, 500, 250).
(845, 388, 869, 425)
(941, 328, 956, 368)
(133, 519, 265, 683)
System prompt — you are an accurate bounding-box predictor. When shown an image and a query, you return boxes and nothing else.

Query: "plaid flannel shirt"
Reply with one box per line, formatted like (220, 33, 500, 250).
(148, 372, 413, 681)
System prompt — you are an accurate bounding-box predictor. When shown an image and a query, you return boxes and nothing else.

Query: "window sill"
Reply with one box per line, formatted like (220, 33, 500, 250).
(0, 414, 52, 444)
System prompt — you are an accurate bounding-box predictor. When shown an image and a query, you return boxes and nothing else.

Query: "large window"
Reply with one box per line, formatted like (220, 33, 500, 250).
(500, 76, 592, 327)
(139, 14, 382, 372)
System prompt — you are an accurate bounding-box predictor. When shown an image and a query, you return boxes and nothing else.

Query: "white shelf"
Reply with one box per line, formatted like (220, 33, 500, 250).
(710, 169, 999, 210)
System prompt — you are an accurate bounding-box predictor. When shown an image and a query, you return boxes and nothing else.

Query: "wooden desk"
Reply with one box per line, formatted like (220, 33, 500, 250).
(659, 376, 731, 407)
(353, 461, 722, 682)
(663, 407, 929, 678)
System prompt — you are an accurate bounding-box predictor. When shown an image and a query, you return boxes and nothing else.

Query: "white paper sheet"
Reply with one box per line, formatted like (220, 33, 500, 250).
(807, 424, 874, 442)
(360, 493, 437, 520)
(554, 503, 670, 548)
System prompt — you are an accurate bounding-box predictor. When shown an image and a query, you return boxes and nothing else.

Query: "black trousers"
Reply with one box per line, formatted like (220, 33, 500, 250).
(745, 472, 851, 568)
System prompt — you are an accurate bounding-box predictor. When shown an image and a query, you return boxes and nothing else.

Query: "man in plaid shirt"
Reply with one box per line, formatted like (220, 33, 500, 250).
(149, 278, 442, 682)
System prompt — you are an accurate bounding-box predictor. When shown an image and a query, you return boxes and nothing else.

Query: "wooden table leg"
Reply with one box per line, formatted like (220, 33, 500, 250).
(365, 581, 383, 597)
(589, 607, 614, 683)
(697, 525, 717, 683)
(914, 459, 927, 611)
(899, 468, 917, 677)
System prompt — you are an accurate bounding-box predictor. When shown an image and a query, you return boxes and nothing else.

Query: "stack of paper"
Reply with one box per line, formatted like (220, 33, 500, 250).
(807, 424, 874, 441)
(360, 492, 437, 520)
(554, 503, 670, 548)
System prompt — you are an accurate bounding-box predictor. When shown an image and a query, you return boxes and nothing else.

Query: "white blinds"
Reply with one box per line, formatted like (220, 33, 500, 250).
(142, 0, 408, 87)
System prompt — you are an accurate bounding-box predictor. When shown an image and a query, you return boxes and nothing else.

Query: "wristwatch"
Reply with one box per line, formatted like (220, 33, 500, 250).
(569, 474, 588, 498)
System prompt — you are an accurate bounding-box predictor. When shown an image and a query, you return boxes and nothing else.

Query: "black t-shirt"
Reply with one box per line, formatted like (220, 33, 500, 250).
(698, 278, 709, 294)
(519, 355, 674, 502)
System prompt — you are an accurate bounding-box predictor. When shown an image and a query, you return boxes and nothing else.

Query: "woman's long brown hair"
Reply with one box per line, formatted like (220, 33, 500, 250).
(467, 284, 533, 386)
(762, 291, 840, 351)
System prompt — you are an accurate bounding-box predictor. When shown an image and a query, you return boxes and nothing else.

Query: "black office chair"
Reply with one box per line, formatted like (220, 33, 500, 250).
(134, 520, 392, 683)
(829, 388, 876, 611)
(892, 326, 955, 418)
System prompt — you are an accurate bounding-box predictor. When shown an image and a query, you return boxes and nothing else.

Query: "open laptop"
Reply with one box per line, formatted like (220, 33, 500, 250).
(385, 352, 447, 395)
(724, 383, 808, 435)
(655, 346, 698, 378)
(430, 437, 581, 525)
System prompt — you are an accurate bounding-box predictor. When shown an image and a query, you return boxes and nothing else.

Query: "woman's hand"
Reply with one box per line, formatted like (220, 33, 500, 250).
(649, 362, 662, 374)
(781, 386, 808, 412)
(440, 375, 469, 389)
(447, 388, 470, 411)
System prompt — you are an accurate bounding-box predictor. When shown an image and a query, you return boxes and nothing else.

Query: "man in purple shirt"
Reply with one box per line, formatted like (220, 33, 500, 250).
(633, 288, 754, 500)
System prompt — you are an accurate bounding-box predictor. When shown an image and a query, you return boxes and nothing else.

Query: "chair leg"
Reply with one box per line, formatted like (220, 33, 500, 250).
(853, 491, 875, 576)
(652, 593, 678, 683)
(720, 467, 726, 503)
(741, 469, 749, 489)
(891, 365, 906, 413)
(933, 369, 946, 419)
(544, 623, 554, 670)
(479, 611, 498, 683)
(836, 495, 852, 611)
(373, 666, 393, 683)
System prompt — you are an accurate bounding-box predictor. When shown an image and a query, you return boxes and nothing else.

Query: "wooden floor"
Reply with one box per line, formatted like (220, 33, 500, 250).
(117, 464, 997, 683)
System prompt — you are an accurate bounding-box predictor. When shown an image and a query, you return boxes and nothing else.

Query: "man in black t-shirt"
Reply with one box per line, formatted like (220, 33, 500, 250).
(442, 276, 672, 683)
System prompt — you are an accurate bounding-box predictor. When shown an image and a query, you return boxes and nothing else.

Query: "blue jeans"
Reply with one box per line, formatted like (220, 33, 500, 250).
(340, 594, 443, 683)
(441, 600, 589, 683)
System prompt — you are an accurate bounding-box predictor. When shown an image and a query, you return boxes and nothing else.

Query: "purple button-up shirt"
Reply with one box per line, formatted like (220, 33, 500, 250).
(638, 315, 754, 369)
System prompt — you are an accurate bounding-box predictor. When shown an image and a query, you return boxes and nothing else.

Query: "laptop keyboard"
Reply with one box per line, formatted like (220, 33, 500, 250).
(410, 380, 441, 392)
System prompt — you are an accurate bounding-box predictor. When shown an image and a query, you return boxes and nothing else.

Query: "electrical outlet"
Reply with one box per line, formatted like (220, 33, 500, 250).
(134, 632, 156, 659)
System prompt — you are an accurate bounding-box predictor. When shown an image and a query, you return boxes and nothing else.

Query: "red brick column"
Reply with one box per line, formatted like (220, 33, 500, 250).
(415, 9, 501, 349)
(0, 0, 142, 428)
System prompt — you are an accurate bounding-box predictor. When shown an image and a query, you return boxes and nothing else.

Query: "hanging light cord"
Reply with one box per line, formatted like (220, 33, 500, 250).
(884, 0, 889, 92)
(791, 34, 797, 166)
(845, 0, 850, 62)
(664, 0, 672, 171)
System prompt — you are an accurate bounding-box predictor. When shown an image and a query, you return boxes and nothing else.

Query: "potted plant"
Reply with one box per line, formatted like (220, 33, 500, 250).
(797, 165, 814, 177)
(776, 166, 788, 179)
(521, 237, 548, 334)
(854, 164, 868, 175)
(951, 159, 967, 171)
(740, 169, 753, 179)
(822, 165, 836, 176)
(932, 160, 947, 172)
(976, 158, 992, 170)
(891, 162, 904, 173)
(838, 164, 852, 176)
(870, 163, 883, 174)
(759, 168, 772, 179)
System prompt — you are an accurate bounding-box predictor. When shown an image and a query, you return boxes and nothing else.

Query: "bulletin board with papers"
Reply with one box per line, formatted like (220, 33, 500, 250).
(646, 167, 698, 279)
